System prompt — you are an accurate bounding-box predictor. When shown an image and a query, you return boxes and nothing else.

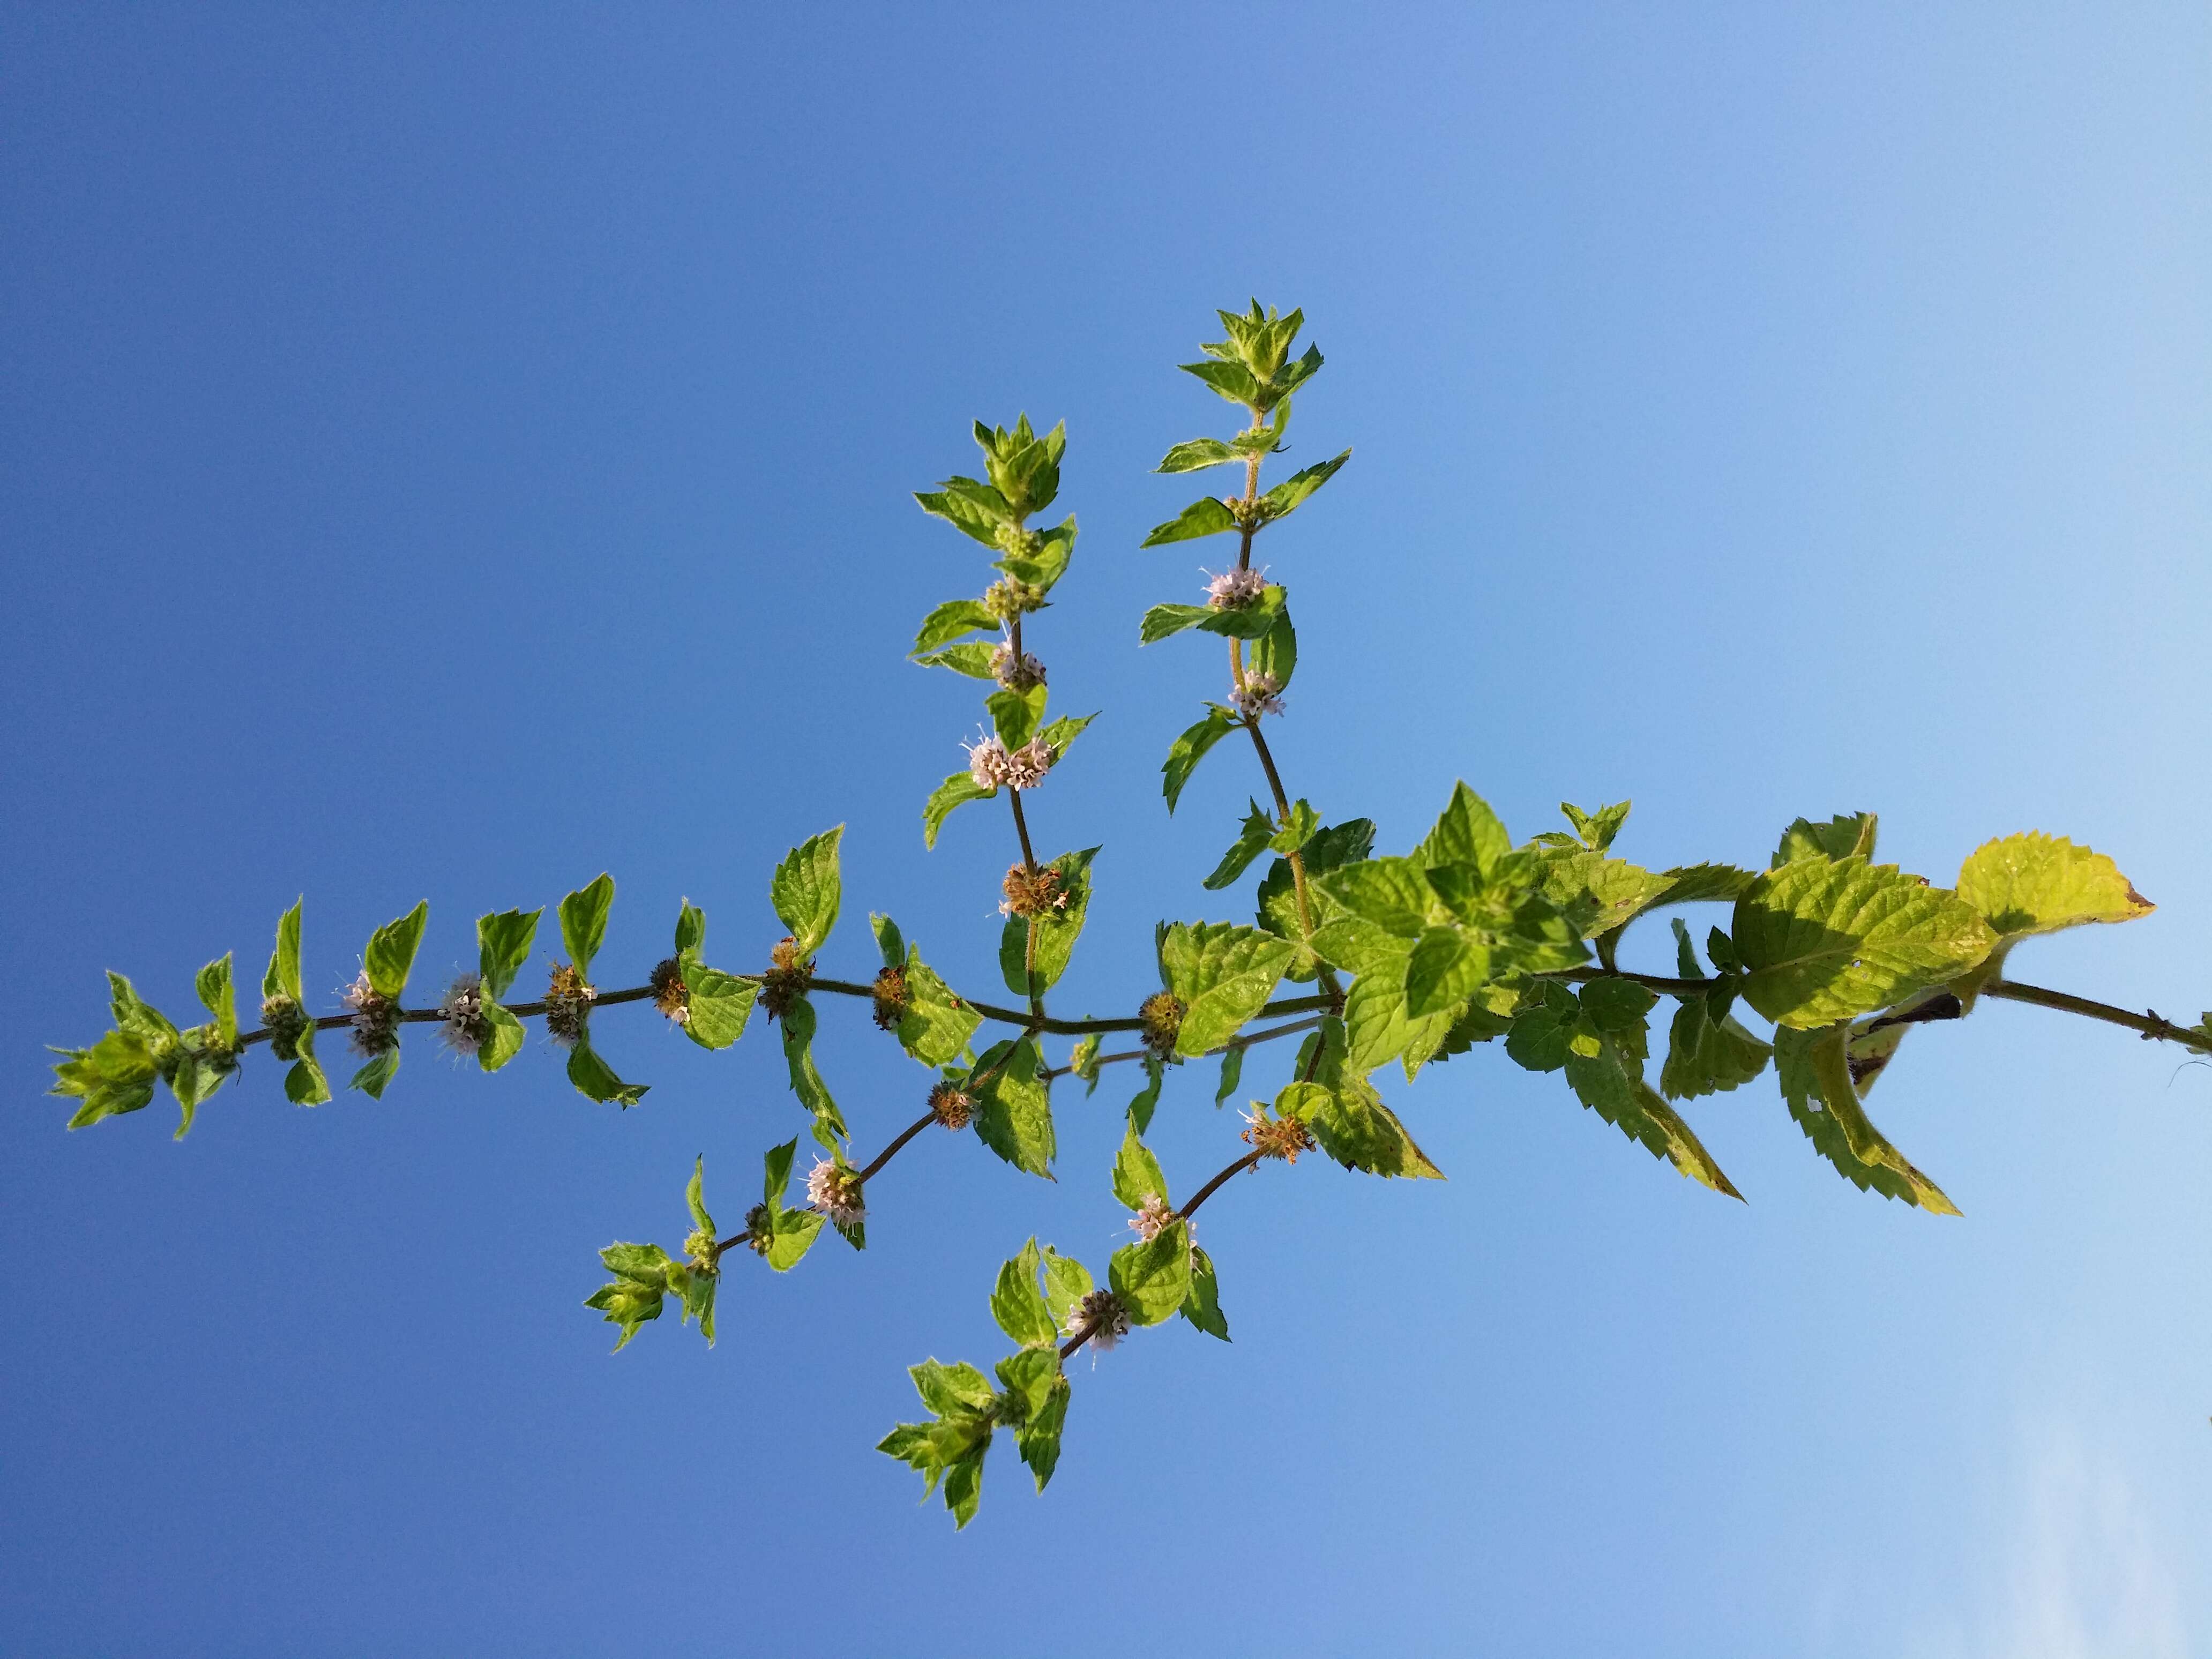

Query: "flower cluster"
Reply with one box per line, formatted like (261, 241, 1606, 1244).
(1138, 991, 1186, 1059)
(739, 1202, 773, 1258)
(928, 1079, 974, 1131)
(999, 861, 1069, 918)
(1231, 671, 1285, 721)
(684, 1225, 720, 1277)
(259, 994, 310, 1062)
(1067, 1289, 1131, 1352)
(1206, 566, 1268, 609)
(760, 937, 813, 1022)
(871, 965, 908, 1031)
(981, 576, 1047, 622)
(341, 972, 402, 1057)
(966, 734, 1055, 793)
(542, 962, 595, 1048)
(649, 957, 689, 1025)
(806, 1159, 866, 1228)
(1127, 1192, 1186, 1245)
(437, 973, 488, 1059)
(1240, 1102, 1317, 1163)
(989, 642, 1046, 692)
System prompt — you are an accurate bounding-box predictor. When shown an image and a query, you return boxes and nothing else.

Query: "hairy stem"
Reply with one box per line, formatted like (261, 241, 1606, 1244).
(858, 1109, 940, 1183)
(1177, 1150, 1262, 1222)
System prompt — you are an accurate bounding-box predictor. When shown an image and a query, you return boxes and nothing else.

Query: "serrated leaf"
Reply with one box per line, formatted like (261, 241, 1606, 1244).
(1214, 1044, 1244, 1107)
(567, 1036, 648, 1107)
(479, 1002, 526, 1072)
(1955, 833, 2154, 941)
(1773, 813, 1878, 868)
(1163, 708, 1237, 812)
(350, 1049, 400, 1099)
(1304, 1074, 1443, 1179)
(913, 597, 1000, 653)
(1774, 1024, 1958, 1214)
(1204, 801, 1279, 891)
(969, 1038, 1053, 1176)
(1560, 1036, 1741, 1198)
(475, 908, 541, 1001)
(1316, 857, 1439, 938)
(1158, 437, 1238, 473)
(1258, 447, 1349, 520)
(1161, 922, 1297, 1055)
(686, 1155, 714, 1235)
(1141, 497, 1238, 547)
(1733, 856, 1995, 1029)
(1110, 1220, 1193, 1325)
(1250, 607, 1297, 689)
(681, 964, 757, 1050)
(675, 900, 706, 963)
(771, 827, 843, 957)
(1179, 1245, 1230, 1340)
(765, 1206, 823, 1271)
(1112, 1123, 1170, 1211)
(265, 899, 304, 1002)
(556, 877, 613, 981)
(991, 1238, 1058, 1348)
(913, 1358, 998, 1416)
(1179, 356, 1264, 405)
(1404, 928, 1487, 1020)
(1416, 782, 1512, 876)
(1140, 603, 1214, 644)
(924, 772, 995, 849)
(285, 1054, 331, 1105)
(1660, 998, 1773, 1100)
(1040, 1247, 1093, 1325)
(988, 684, 1048, 749)
(915, 642, 997, 678)
(1529, 849, 1675, 941)
(194, 954, 237, 1047)
(1015, 1373, 1069, 1492)
(778, 997, 844, 1139)
(997, 848, 1098, 1001)
(363, 901, 429, 999)
(870, 913, 905, 969)
(915, 484, 1008, 545)
(1561, 800, 1631, 853)
(898, 949, 980, 1067)
(1127, 1053, 1164, 1134)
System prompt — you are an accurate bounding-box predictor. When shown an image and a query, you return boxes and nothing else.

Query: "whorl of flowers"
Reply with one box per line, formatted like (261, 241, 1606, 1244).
(981, 576, 1046, 622)
(739, 1202, 773, 1257)
(341, 971, 402, 1057)
(1240, 1102, 1317, 1163)
(760, 937, 813, 1022)
(1231, 672, 1286, 721)
(989, 642, 1046, 692)
(437, 973, 488, 1058)
(1205, 565, 1268, 609)
(966, 734, 1056, 793)
(260, 994, 310, 1063)
(1127, 1192, 1184, 1245)
(806, 1160, 867, 1229)
(1067, 1288, 1131, 1352)
(542, 962, 596, 1048)
(929, 1079, 974, 1132)
(871, 965, 909, 1031)
(649, 957, 690, 1024)
(684, 1226, 720, 1277)
(1138, 991, 1186, 1059)
(1000, 861, 1068, 918)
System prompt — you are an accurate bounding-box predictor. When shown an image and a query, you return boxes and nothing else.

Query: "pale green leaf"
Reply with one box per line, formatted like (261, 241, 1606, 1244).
(771, 826, 843, 957)
(1161, 922, 1297, 1055)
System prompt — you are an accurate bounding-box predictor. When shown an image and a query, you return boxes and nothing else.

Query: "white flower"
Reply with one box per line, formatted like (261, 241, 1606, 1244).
(1231, 672, 1286, 721)
(438, 973, 485, 1058)
(1205, 566, 1268, 609)
(965, 733, 1055, 792)
(341, 970, 400, 1057)
(1127, 1192, 1176, 1244)
(1068, 1288, 1130, 1352)
(988, 642, 1046, 690)
(805, 1159, 866, 1228)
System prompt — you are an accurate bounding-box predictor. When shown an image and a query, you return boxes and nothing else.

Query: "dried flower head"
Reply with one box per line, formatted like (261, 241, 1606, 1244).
(1240, 1102, 1317, 1163)
(1231, 672, 1286, 721)
(437, 973, 488, 1059)
(806, 1160, 866, 1229)
(929, 1079, 974, 1131)
(982, 576, 1047, 622)
(760, 937, 814, 1022)
(341, 971, 402, 1058)
(989, 642, 1047, 692)
(1139, 991, 1186, 1059)
(650, 957, 690, 1024)
(1068, 1288, 1131, 1352)
(684, 1227, 720, 1276)
(543, 962, 596, 1048)
(1205, 566, 1268, 610)
(1000, 861, 1068, 918)
(260, 995, 310, 1063)
(871, 965, 909, 1031)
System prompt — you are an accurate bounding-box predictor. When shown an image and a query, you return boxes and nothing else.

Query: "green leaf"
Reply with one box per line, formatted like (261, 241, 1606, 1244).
(991, 1239, 1059, 1348)
(993, 847, 1098, 1003)
(675, 1262, 716, 1346)
(1955, 833, 2154, 941)
(1414, 783, 1512, 876)
(1069, 1034, 1101, 1093)
(1732, 856, 1996, 1029)
(195, 953, 238, 1047)
(1268, 799, 1319, 856)
(988, 684, 1048, 750)
(1302, 1074, 1443, 1179)
(871, 913, 905, 969)
(1014, 1367, 1070, 1491)
(285, 1053, 331, 1106)
(1341, 962, 1452, 1080)
(1178, 356, 1264, 405)
(557, 876, 613, 981)
(913, 1358, 997, 1416)
(674, 900, 706, 964)
(1161, 922, 1297, 1055)
(1163, 708, 1237, 812)
(765, 1206, 823, 1272)
(915, 482, 1010, 545)
(771, 827, 843, 957)
(1197, 587, 1288, 640)
(1404, 928, 1487, 1020)
(567, 1036, 648, 1108)
(1140, 603, 1214, 644)
(686, 1155, 715, 1235)
(363, 901, 429, 999)
(1530, 850, 1675, 941)
(586, 1242, 672, 1350)
(1204, 801, 1279, 892)
(912, 641, 997, 678)
(1774, 1024, 1959, 1214)
(1316, 857, 1440, 938)
(1214, 1043, 1244, 1107)
(1178, 1245, 1230, 1341)
(1773, 813, 1878, 868)
(1258, 448, 1349, 519)
(1110, 1220, 1193, 1326)
(1112, 1123, 1170, 1211)
(350, 1049, 400, 1099)
(1126, 1053, 1164, 1134)
(475, 907, 542, 1000)
(1659, 997, 1772, 1100)
(923, 772, 995, 849)
(1141, 496, 1237, 547)
(1040, 1247, 1093, 1326)
(898, 948, 981, 1067)
(779, 997, 845, 1140)
(1158, 437, 1238, 473)
(680, 964, 757, 1050)
(763, 1137, 799, 1207)
(265, 899, 303, 1002)
(969, 1038, 1054, 1177)
(998, 516, 1077, 591)
(913, 597, 1000, 653)
(478, 1002, 527, 1072)
(1561, 800, 1631, 853)
(1250, 607, 1297, 690)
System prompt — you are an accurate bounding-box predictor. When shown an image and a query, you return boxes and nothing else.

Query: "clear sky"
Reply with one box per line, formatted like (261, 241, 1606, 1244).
(4, 5, 2210, 1654)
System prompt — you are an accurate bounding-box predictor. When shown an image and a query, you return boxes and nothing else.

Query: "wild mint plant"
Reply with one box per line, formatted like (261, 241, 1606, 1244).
(49, 303, 2212, 1527)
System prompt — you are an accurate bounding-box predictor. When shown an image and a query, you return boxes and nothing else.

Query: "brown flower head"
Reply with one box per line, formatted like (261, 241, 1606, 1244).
(1138, 991, 1186, 1059)
(650, 958, 690, 1024)
(929, 1079, 974, 1131)
(871, 965, 909, 1031)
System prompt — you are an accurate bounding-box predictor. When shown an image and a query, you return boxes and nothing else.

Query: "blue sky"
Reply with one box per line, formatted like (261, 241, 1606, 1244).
(4, 4, 2209, 1653)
